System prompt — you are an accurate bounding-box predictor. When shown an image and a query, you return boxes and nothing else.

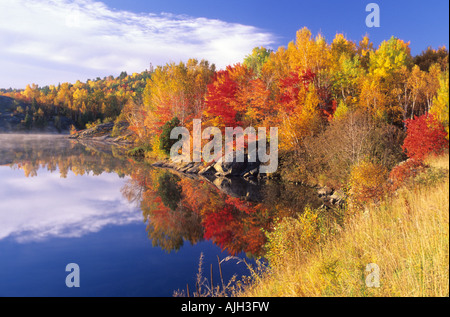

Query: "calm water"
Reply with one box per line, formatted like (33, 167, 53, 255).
(0, 134, 322, 297)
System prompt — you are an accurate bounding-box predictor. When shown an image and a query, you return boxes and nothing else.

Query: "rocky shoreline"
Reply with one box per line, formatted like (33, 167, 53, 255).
(150, 157, 347, 208)
(65, 120, 347, 208)
(68, 121, 134, 144)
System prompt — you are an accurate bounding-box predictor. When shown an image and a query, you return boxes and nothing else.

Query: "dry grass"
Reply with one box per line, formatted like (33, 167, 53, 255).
(239, 154, 449, 297)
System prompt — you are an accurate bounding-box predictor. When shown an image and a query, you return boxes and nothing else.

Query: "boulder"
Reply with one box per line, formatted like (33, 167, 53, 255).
(198, 164, 216, 175)
(317, 186, 333, 197)
(212, 176, 262, 201)
(329, 189, 346, 205)
(213, 155, 260, 177)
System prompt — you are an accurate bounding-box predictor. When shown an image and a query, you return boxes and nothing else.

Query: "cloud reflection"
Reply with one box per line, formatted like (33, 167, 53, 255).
(0, 166, 141, 243)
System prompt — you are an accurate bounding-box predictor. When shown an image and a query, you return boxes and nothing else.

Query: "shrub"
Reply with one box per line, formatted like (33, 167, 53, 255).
(264, 207, 322, 268)
(402, 114, 448, 161)
(388, 159, 425, 190)
(69, 124, 78, 135)
(349, 160, 388, 206)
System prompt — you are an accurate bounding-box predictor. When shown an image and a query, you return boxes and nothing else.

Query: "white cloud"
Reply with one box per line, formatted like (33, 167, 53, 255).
(0, 0, 275, 88)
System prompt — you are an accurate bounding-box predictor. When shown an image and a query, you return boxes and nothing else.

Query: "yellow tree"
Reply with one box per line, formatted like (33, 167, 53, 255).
(369, 37, 412, 78)
(423, 63, 442, 112)
(430, 70, 449, 138)
(279, 85, 322, 155)
(22, 83, 41, 102)
(359, 75, 389, 120)
(357, 35, 374, 69)
(286, 27, 330, 75)
(364, 37, 412, 123)
(407, 65, 426, 118)
(330, 34, 364, 107)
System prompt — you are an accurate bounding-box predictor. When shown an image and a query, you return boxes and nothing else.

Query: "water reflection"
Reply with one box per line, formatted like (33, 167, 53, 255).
(123, 166, 323, 257)
(0, 134, 323, 256)
(0, 135, 138, 243)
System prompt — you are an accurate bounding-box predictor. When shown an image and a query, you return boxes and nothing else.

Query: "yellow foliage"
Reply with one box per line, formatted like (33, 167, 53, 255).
(430, 71, 449, 139)
(264, 207, 321, 269)
(349, 160, 388, 206)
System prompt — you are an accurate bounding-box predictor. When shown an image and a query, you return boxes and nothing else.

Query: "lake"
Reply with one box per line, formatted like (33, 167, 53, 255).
(0, 134, 322, 297)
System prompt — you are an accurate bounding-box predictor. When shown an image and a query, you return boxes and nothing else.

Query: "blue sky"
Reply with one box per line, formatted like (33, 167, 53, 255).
(103, 0, 449, 53)
(0, 0, 448, 89)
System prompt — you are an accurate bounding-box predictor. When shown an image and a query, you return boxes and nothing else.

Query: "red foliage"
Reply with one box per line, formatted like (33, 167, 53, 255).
(300, 69, 316, 89)
(402, 114, 449, 161)
(278, 72, 302, 113)
(202, 205, 236, 250)
(323, 99, 337, 121)
(388, 159, 425, 190)
(204, 67, 240, 127)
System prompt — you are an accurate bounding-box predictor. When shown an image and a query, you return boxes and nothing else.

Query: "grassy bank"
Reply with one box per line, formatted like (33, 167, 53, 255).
(239, 154, 449, 297)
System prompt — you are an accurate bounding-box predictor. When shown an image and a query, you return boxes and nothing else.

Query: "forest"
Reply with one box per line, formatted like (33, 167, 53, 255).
(1, 27, 449, 194)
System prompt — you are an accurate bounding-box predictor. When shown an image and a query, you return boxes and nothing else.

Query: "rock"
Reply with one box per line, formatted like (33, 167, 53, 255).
(329, 189, 346, 205)
(317, 186, 333, 197)
(213, 155, 260, 177)
(185, 163, 202, 174)
(198, 164, 216, 175)
(178, 162, 194, 172)
(243, 168, 258, 178)
(212, 176, 262, 201)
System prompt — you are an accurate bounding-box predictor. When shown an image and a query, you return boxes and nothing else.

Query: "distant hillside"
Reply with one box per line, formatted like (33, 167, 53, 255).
(0, 95, 73, 133)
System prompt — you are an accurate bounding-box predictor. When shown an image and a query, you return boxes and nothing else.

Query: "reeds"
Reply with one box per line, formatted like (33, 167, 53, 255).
(174, 253, 249, 297)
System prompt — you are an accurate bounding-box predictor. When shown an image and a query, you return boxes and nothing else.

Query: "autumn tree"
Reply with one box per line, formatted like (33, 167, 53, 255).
(430, 70, 449, 138)
(402, 114, 448, 161)
(413, 46, 449, 72)
(243, 46, 272, 78)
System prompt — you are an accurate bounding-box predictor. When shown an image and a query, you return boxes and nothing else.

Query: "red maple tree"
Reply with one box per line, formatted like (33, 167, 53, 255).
(402, 114, 448, 161)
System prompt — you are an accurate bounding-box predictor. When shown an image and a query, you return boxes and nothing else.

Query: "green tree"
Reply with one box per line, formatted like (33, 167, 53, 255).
(22, 113, 32, 129)
(159, 117, 181, 155)
(243, 46, 272, 78)
(369, 37, 412, 78)
(157, 172, 182, 211)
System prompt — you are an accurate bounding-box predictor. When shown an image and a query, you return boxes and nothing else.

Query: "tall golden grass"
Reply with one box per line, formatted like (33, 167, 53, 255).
(239, 154, 449, 297)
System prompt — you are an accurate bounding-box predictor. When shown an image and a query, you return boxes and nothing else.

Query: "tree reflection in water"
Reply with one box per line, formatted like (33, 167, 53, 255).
(2, 135, 322, 258)
(123, 164, 323, 257)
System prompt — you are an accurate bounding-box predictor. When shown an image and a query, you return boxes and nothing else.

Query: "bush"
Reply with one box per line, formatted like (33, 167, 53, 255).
(402, 114, 448, 161)
(265, 207, 322, 268)
(69, 124, 78, 135)
(349, 160, 388, 207)
(388, 159, 425, 191)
